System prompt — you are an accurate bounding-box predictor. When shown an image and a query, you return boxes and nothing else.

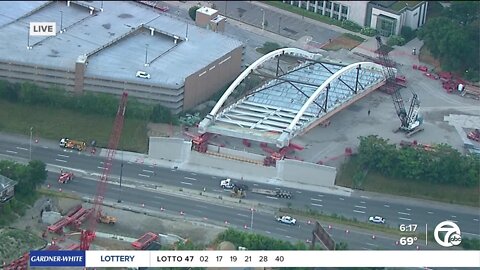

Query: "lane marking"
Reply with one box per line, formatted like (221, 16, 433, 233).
(57, 154, 69, 158)
(310, 198, 322, 202)
(285, 235, 292, 239)
(149, 165, 154, 168)
(42, 146, 49, 149)
(354, 205, 367, 209)
(180, 181, 192, 185)
(253, 183, 258, 186)
(406, 208, 411, 211)
(339, 198, 345, 201)
(296, 191, 302, 194)
(474, 218, 479, 222)
(211, 176, 217, 179)
(353, 210, 365, 214)
(16, 147, 28, 151)
(138, 174, 150, 178)
(276, 228, 288, 232)
(266, 196, 278, 200)
(366, 242, 377, 247)
(143, 169, 154, 174)
(184, 177, 197, 181)
(237, 214, 249, 218)
(311, 203, 323, 207)
(100, 162, 111, 165)
(360, 201, 366, 204)
(398, 211, 410, 216)
(191, 173, 197, 175)
(54, 159, 67, 163)
(97, 166, 105, 170)
(265, 231, 271, 234)
(6, 150, 18, 154)
(317, 194, 324, 197)
(360, 196, 369, 199)
(451, 215, 456, 218)
(427, 211, 434, 214)
(213, 189, 224, 192)
(384, 204, 390, 208)
(399, 217, 412, 221)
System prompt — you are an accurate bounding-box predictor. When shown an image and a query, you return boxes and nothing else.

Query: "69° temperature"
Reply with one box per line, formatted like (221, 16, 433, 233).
(399, 236, 418, 245)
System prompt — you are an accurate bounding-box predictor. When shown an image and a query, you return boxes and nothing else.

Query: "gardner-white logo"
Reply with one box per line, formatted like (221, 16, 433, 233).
(434, 220, 462, 247)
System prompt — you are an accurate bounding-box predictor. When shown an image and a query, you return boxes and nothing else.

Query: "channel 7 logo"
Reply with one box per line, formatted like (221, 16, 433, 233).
(434, 220, 462, 247)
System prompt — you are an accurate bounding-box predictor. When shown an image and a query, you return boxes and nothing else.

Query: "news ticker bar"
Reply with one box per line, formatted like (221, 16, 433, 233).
(29, 250, 480, 268)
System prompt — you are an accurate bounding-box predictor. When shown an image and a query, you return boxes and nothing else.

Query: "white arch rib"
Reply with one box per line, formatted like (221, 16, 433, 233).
(283, 61, 385, 134)
(198, 48, 320, 134)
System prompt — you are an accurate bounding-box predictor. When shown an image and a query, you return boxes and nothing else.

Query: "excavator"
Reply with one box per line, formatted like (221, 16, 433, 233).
(230, 186, 246, 198)
(375, 36, 424, 137)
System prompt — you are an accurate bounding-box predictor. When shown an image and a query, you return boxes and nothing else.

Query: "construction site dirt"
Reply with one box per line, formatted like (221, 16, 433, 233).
(5, 195, 225, 263)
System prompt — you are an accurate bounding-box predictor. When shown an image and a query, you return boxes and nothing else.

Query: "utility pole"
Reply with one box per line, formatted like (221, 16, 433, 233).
(27, 27, 31, 50)
(29, 127, 33, 160)
(278, 16, 282, 33)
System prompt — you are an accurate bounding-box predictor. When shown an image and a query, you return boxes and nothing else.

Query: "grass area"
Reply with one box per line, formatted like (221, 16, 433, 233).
(0, 228, 46, 263)
(264, 1, 361, 33)
(38, 188, 82, 200)
(0, 99, 149, 153)
(336, 157, 480, 207)
(419, 45, 441, 70)
(390, 1, 423, 12)
(322, 33, 365, 51)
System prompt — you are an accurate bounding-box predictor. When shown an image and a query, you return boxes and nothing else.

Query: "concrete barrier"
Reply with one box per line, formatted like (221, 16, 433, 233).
(277, 159, 336, 187)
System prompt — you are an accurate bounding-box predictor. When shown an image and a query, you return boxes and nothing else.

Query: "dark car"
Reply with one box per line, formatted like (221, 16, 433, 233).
(234, 183, 249, 191)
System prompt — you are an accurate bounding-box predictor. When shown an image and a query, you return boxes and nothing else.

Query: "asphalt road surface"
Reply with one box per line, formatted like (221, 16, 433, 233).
(1, 138, 478, 238)
(45, 172, 424, 251)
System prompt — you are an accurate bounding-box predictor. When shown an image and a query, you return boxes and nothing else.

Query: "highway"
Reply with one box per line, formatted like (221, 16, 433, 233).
(44, 172, 421, 251)
(0, 136, 478, 248)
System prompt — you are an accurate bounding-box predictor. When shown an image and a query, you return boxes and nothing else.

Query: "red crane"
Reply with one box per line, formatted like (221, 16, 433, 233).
(80, 92, 128, 250)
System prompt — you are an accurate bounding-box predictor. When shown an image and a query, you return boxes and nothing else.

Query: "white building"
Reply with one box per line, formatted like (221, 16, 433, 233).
(282, 1, 428, 36)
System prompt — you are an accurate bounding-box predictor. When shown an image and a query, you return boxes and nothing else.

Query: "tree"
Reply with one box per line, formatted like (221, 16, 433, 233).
(335, 241, 348, 250)
(418, 1, 480, 80)
(150, 103, 175, 123)
(188, 6, 200, 21)
(28, 160, 47, 187)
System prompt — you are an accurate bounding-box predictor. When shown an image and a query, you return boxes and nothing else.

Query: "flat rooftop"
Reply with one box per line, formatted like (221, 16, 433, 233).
(204, 61, 384, 145)
(0, 1, 242, 88)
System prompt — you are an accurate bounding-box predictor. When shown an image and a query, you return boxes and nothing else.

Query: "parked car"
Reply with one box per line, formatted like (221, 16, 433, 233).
(369, 216, 386, 224)
(276, 215, 296, 225)
(136, 71, 151, 79)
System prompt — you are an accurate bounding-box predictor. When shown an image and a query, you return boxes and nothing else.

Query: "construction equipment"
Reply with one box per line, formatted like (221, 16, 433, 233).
(79, 92, 128, 251)
(467, 129, 480, 142)
(251, 188, 292, 199)
(230, 186, 246, 198)
(375, 36, 423, 137)
(58, 170, 74, 184)
(59, 138, 86, 151)
(131, 232, 159, 250)
(97, 212, 117, 224)
(399, 140, 435, 152)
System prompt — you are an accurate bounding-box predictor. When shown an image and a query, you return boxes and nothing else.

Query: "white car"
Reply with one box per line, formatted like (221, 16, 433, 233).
(369, 216, 386, 224)
(220, 178, 235, 189)
(136, 71, 151, 79)
(276, 215, 296, 225)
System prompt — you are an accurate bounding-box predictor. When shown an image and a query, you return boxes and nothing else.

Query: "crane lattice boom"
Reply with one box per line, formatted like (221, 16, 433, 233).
(80, 92, 128, 250)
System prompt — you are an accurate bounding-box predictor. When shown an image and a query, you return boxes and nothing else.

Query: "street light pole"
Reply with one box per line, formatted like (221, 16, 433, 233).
(278, 16, 282, 33)
(29, 127, 33, 161)
(144, 44, 149, 66)
(250, 208, 254, 230)
(261, 9, 265, 30)
(60, 11, 63, 33)
(27, 27, 31, 50)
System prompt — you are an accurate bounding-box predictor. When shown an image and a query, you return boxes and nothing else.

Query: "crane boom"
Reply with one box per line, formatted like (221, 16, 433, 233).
(375, 36, 423, 136)
(80, 92, 128, 250)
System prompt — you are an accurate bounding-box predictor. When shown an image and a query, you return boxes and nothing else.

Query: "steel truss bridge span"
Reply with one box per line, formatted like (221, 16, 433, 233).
(198, 48, 387, 148)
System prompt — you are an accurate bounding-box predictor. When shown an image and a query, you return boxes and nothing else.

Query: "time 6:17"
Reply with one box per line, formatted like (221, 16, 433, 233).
(399, 224, 417, 232)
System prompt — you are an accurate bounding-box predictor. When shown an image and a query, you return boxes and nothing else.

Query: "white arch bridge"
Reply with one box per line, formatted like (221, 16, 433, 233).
(198, 48, 388, 148)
